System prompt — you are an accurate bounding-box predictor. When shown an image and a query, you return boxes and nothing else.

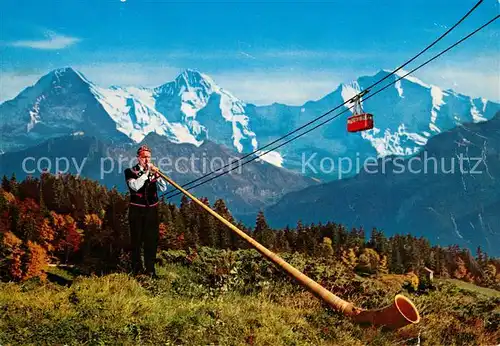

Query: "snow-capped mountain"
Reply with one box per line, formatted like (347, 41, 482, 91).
(153, 70, 257, 153)
(0, 67, 131, 152)
(246, 69, 499, 180)
(0, 67, 258, 158)
(1, 67, 498, 182)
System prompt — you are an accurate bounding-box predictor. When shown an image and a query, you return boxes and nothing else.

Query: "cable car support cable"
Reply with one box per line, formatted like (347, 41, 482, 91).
(162, 12, 499, 200)
(159, 0, 484, 200)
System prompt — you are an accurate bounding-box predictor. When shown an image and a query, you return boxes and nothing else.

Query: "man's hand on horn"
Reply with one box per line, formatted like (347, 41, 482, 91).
(149, 163, 160, 174)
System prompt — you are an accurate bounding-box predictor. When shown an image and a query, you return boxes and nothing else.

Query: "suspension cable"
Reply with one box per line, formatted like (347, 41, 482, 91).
(161, 13, 499, 200)
(161, 1, 488, 200)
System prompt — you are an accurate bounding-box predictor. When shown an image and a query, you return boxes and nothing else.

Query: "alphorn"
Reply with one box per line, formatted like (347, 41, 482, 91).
(155, 170, 420, 330)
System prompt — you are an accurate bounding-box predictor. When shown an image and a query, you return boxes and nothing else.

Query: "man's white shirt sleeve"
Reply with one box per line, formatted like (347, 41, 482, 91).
(128, 171, 149, 191)
(128, 170, 168, 192)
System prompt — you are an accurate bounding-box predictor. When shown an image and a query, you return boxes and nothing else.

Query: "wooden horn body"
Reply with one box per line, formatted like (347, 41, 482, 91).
(156, 171, 420, 329)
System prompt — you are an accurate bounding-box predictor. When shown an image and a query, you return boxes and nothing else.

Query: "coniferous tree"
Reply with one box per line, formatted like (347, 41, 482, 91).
(254, 210, 275, 248)
(38, 177, 49, 217)
(438, 247, 451, 278)
(234, 220, 250, 249)
(52, 175, 66, 212)
(103, 187, 129, 252)
(179, 195, 200, 248)
(17, 198, 42, 243)
(274, 229, 291, 252)
(427, 248, 437, 271)
(337, 224, 348, 252)
(283, 225, 296, 251)
(433, 246, 441, 274)
(171, 207, 187, 249)
(369, 228, 388, 255)
(407, 241, 423, 272)
(156, 205, 177, 251)
(0, 190, 7, 215)
(186, 218, 200, 248)
(179, 195, 191, 228)
(213, 199, 234, 249)
(158, 201, 173, 225)
(295, 220, 307, 253)
(476, 246, 486, 269)
(9, 202, 20, 236)
(347, 227, 363, 249)
(1, 175, 10, 192)
(368, 228, 378, 250)
(322, 222, 336, 248)
(306, 223, 319, 255)
(9, 173, 18, 197)
(254, 210, 267, 243)
(82, 213, 104, 259)
(17, 176, 38, 201)
(390, 235, 405, 274)
(195, 197, 217, 247)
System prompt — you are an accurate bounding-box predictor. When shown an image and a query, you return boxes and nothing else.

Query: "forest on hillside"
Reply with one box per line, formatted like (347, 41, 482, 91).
(1, 172, 499, 291)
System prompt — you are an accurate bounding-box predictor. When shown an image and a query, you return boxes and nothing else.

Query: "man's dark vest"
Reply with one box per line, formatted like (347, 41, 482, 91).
(124, 164, 160, 207)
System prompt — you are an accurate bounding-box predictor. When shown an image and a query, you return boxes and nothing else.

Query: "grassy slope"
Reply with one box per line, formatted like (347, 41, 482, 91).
(0, 259, 499, 345)
(442, 278, 500, 298)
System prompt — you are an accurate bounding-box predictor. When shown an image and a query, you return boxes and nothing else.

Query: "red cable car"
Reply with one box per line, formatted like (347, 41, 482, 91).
(347, 90, 374, 133)
(347, 113, 374, 132)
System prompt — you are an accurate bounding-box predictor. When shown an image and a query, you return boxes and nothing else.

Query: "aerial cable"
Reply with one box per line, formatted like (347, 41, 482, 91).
(159, 0, 483, 199)
(161, 13, 499, 200)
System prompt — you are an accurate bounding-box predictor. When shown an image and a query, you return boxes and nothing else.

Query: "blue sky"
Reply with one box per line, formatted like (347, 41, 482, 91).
(1, 0, 498, 104)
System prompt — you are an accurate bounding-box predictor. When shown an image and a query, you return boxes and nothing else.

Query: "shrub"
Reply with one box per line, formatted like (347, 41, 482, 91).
(0, 231, 24, 281)
(22, 241, 49, 281)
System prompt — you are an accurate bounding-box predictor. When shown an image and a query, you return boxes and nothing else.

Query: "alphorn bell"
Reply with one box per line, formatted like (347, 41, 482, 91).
(155, 169, 420, 330)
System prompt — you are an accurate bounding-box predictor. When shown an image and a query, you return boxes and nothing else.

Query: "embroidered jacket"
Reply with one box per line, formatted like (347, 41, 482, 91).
(124, 164, 167, 207)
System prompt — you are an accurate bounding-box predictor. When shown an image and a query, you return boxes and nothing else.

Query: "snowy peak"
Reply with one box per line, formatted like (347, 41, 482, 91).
(155, 69, 215, 96)
(340, 81, 363, 112)
(2, 66, 498, 175)
(153, 69, 257, 153)
(343, 68, 499, 158)
(29, 68, 257, 154)
(175, 69, 216, 92)
(0, 67, 129, 153)
(45, 67, 93, 91)
(247, 68, 499, 180)
(86, 82, 203, 146)
(384, 69, 431, 88)
(51, 66, 82, 80)
(5, 67, 92, 106)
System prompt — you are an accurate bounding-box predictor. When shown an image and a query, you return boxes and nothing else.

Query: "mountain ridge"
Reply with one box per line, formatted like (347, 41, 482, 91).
(0, 132, 316, 215)
(1, 67, 498, 180)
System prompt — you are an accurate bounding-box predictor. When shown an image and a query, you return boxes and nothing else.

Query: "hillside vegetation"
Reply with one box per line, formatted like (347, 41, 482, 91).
(0, 173, 499, 344)
(1, 248, 499, 345)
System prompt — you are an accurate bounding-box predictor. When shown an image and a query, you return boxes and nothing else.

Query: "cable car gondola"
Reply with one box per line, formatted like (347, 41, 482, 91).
(347, 90, 373, 133)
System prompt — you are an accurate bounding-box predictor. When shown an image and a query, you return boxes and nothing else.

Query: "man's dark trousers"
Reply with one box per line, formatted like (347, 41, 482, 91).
(128, 204, 159, 275)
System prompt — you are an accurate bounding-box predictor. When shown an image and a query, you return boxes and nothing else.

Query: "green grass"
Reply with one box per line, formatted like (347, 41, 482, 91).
(0, 271, 361, 345)
(442, 278, 500, 298)
(0, 250, 499, 345)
